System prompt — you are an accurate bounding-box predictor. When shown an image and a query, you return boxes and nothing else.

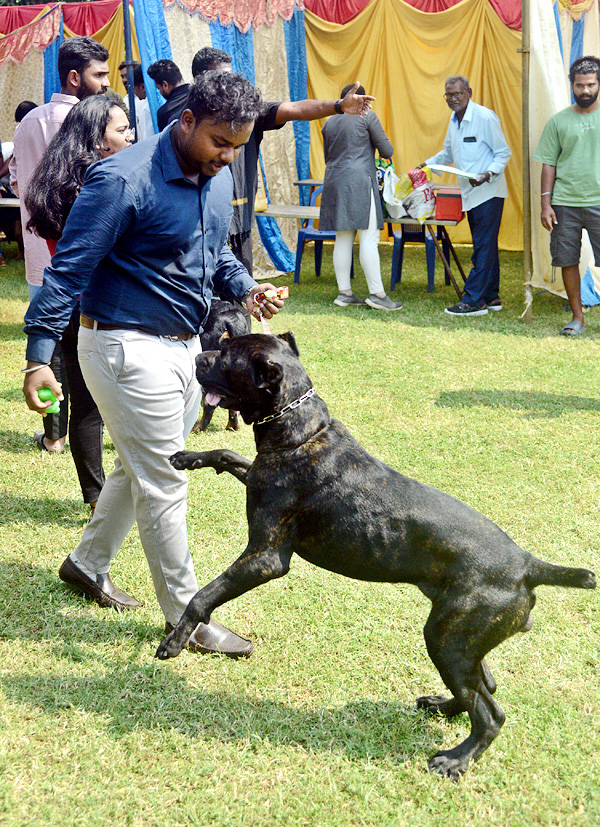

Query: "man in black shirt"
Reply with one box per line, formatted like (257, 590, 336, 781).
(166, 47, 373, 275)
(147, 59, 190, 132)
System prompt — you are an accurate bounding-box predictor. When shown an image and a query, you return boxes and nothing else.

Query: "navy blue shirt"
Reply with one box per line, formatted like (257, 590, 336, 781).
(25, 123, 256, 364)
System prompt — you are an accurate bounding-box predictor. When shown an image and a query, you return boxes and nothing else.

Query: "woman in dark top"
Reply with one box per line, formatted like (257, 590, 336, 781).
(25, 96, 133, 512)
(320, 84, 402, 311)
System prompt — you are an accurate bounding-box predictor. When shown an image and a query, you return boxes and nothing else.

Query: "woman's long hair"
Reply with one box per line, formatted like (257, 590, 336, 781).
(25, 96, 119, 240)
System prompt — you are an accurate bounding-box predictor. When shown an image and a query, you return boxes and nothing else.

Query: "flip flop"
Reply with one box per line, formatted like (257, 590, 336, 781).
(34, 430, 65, 454)
(560, 320, 584, 336)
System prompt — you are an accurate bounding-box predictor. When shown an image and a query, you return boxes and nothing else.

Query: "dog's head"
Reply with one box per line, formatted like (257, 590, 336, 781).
(196, 332, 310, 425)
(200, 299, 248, 352)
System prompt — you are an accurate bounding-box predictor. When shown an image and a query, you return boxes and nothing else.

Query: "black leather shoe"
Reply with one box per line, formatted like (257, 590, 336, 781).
(164, 620, 254, 659)
(59, 555, 141, 610)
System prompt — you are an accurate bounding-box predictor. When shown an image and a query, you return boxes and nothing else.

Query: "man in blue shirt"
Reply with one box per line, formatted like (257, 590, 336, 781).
(423, 75, 511, 316)
(23, 71, 284, 658)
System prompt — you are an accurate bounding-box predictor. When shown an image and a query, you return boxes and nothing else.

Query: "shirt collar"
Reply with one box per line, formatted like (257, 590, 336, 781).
(452, 99, 474, 126)
(159, 122, 188, 183)
(50, 92, 80, 105)
(158, 121, 213, 189)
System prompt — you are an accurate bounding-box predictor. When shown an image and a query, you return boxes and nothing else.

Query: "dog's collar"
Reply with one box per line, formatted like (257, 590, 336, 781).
(254, 387, 316, 426)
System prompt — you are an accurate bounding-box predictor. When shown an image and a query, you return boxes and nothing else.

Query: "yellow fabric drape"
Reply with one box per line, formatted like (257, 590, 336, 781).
(305, 0, 522, 250)
(64, 3, 140, 95)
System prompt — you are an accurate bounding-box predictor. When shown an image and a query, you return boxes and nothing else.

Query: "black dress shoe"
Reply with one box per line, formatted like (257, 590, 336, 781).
(59, 555, 141, 611)
(164, 620, 254, 659)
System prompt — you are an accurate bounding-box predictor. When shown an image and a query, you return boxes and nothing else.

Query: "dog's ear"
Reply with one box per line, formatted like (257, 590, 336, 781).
(278, 331, 300, 357)
(253, 357, 284, 390)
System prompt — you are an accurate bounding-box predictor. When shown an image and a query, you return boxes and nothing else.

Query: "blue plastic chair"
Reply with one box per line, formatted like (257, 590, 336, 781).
(388, 222, 450, 292)
(294, 186, 353, 284)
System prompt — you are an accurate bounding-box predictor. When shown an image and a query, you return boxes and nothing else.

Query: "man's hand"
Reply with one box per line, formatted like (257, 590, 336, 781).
(340, 82, 375, 117)
(23, 365, 63, 414)
(245, 284, 285, 321)
(541, 204, 558, 232)
(468, 172, 491, 187)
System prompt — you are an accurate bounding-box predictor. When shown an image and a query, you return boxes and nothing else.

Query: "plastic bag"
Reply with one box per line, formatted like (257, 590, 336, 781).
(400, 167, 435, 223)
(381, 165, 408, 219)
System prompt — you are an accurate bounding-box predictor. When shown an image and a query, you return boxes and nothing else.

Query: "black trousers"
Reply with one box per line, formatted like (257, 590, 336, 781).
(44, 306, 104, 504)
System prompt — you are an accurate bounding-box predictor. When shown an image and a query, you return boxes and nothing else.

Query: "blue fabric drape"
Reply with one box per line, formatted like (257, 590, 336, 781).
(210, 21, 295, 272)
(131, 0, 172, 132)
(209, 20, 255, 82)
(284, 9, 310, 206)
(43, 18, 63, 103)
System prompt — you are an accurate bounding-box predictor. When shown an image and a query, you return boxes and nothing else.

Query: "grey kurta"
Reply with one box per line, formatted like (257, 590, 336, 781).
(319, 110, 393, 232)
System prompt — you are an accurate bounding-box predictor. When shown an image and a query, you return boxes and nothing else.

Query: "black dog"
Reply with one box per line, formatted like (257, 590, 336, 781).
(192, 299, 249, 433)
(158, 332, 596, 780)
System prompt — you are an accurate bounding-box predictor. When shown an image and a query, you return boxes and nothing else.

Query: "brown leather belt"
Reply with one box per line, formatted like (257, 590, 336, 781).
(79, 314, 195, 341)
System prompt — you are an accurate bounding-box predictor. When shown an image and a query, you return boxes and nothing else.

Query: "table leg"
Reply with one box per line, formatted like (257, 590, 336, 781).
(425, 225, 464, 299)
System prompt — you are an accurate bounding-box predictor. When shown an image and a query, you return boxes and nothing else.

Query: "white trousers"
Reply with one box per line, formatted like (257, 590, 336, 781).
(75, 325, 203, 625)
(333, 188, 384, 295)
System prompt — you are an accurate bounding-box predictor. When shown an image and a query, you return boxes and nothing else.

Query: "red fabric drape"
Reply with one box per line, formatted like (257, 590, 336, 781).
(0, 4, 53, 36)
(162, 0, 303, 32)
(0, 0, 122, 37)
(62, 0, 122, 34)
(304, 0, 522, 30)
(0, 5, 61, 65)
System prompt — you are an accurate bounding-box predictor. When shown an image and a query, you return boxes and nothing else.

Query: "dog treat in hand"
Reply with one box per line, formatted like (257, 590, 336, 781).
(253, 286, 289, 334)
(253, 286, 289, 306)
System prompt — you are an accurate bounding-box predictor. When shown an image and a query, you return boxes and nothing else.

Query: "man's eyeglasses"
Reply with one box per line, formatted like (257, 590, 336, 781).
(444, 92, 466, 101)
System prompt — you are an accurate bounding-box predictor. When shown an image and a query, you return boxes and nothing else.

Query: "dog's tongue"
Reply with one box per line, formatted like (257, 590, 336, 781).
(205, 392, 222, 407)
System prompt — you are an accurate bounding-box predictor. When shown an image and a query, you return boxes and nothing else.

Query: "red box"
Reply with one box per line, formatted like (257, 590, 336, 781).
(435, 188, 463, 221)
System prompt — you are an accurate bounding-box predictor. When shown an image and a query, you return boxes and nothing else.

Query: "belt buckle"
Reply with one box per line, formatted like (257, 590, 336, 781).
(163, 334, 180, 342)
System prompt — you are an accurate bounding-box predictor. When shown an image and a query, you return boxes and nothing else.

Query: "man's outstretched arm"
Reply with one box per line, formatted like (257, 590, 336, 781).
(274, 81, 374, 125)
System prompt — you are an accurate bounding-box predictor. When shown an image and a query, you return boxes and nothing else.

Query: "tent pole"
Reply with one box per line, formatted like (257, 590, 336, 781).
(122, 0, 137, 141)
(521, 0, 533, 323)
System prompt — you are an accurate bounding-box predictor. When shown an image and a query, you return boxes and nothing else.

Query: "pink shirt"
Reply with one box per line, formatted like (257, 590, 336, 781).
(9, 92, 79, 286)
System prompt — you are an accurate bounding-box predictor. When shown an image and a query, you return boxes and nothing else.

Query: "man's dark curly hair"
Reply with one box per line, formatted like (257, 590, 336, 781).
(569, 55, 600, 84)
(186, 70, 263, 126)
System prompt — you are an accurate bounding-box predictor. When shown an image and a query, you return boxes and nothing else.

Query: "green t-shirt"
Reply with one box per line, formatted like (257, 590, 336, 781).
(534, 105, 600, 206)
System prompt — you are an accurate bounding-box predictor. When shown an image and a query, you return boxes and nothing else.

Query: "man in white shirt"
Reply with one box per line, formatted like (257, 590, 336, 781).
(132, 64, 154, 141)
(423, 75, 511, 316)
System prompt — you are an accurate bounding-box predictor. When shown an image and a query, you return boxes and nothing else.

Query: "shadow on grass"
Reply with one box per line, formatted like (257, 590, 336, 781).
(2, 665, 444, 764)
(436, 389, 600, 419)
(0, 492, 84, 526)
(0, 561, 447, 764)
(0, 321, 27, 342)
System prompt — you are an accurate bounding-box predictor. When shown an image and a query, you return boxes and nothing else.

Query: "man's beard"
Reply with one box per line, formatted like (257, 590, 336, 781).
(574, 89, 599, 108)
(79, 79, 106, 100)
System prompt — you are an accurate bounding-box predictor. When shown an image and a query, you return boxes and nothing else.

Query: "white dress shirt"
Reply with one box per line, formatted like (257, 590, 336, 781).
(426, 100, 511, 212)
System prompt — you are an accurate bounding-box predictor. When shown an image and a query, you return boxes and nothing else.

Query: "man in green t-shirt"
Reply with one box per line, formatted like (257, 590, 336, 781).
(534, 55, 600, 336)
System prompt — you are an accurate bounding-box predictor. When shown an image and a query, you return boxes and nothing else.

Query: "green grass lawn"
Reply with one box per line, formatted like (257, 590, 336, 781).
(1, 240, 599, 826)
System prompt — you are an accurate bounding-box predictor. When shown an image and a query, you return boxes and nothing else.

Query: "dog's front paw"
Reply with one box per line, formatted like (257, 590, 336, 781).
(155, 630, 185, 660)
(170, 451, 202, 470)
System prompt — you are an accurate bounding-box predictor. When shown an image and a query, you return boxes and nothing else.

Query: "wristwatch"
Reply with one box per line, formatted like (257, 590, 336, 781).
(486, 171, 495, 182)
(334, 99, 344, 115)
(240, 286, 254, 306)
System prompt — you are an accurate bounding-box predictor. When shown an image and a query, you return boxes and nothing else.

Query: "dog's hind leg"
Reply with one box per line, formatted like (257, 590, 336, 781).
(155, 545, 293, 660)
(191, 397, 217, 433)
(417, 602, 511, 780)
(226, 410, 240, 431)
(417, 658, 496, 719)
(170, 449, 252, 484)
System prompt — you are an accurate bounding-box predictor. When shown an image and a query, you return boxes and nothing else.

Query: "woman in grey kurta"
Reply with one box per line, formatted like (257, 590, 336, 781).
(320, 85, 402, 310)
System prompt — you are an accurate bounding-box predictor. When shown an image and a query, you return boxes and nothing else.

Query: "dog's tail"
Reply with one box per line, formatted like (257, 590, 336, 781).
(527, 557, 596, 590)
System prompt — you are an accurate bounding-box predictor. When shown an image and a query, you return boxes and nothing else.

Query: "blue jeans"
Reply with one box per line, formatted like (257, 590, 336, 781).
(464, 197, 505, 307)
